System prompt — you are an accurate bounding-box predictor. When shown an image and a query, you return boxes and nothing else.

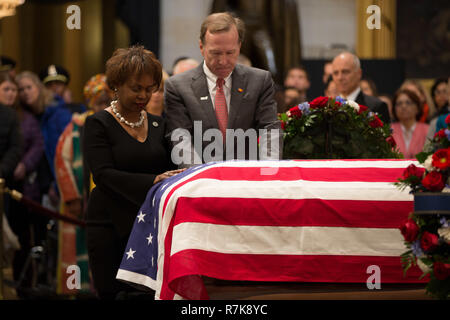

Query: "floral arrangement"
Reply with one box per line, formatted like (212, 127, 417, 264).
(279, 96, 402, 159)
(396, 114, 450, 300)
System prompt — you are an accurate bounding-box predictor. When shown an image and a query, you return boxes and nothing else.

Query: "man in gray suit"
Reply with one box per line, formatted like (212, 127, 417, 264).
(165, 12, 281, 167)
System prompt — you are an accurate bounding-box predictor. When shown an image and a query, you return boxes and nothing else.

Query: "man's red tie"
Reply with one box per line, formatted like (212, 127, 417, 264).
(215, 78, 228, 142)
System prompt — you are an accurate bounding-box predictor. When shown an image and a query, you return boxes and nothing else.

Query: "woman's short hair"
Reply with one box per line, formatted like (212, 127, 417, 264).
(200, 12, 245, 44)
(392, 88, 423, 122)
(105, 45, 162, 91)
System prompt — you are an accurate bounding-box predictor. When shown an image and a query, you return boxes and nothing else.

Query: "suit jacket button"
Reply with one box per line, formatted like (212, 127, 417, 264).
(152, 121, 159, 127)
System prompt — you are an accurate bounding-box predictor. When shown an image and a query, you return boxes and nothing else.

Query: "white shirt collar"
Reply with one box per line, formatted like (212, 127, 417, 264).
(343, 87, 361, 102)
(203, 61, 232, 88)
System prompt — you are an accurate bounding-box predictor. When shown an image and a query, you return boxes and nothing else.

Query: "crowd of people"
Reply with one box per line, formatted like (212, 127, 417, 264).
(0, 11, 448, 300)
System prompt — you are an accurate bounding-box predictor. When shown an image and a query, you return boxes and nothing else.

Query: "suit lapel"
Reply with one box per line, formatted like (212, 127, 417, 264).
(355, 91, 364, 105)
(191, 65, 218, 128)
(228, 65, 247, 129)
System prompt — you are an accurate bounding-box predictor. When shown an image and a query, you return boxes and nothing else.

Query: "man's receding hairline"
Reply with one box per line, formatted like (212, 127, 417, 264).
(333, 52, 361, 70)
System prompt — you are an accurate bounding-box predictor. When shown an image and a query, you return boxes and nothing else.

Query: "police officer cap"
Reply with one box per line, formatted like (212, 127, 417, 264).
(39, 64, 70, 85)
(0, 56, 16, 72)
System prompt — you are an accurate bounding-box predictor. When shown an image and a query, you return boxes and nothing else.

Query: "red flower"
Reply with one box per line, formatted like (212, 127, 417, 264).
(358, 104, 369, 114)
(281, 120, 286, 130)
(402, 164, 425, 180)
(309, 96, 329, 109)
(386, 136, 397, 147)
(421, 231, 439, 252)
(434, 129, 446, 139)
(422, 171, 445, 191)
(369, 115, 383, 128)
(433, 262, 450, 280)
(288, 105, 302, 118)
(400, 218, 420, 242)
(432, 148, 450, 170)
(446, 114, 450, 125)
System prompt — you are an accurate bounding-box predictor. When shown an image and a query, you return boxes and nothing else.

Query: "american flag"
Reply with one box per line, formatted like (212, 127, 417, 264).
(117, 159, 426, 300)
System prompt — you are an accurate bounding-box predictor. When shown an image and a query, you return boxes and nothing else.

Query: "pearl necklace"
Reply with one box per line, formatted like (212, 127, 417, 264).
(111, 100, 145, 128)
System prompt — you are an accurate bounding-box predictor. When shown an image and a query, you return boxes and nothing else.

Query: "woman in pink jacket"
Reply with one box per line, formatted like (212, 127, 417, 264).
(391, 89, 429, 159)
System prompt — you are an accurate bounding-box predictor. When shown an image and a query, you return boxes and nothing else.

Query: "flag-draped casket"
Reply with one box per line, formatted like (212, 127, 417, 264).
(116, 160, 426, 300)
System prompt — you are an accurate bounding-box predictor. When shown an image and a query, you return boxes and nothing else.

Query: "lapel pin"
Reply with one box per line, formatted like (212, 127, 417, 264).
(238, 88, 243, 93)
(152, 121, 159, 127)
(200, 96, 208, 100)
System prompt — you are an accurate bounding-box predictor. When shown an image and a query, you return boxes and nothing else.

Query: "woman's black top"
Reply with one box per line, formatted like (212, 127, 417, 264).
(83, 110, 173, 237)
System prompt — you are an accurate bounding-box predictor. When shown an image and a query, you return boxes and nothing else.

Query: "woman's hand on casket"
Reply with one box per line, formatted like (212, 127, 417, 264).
(153, 168, 186, 184)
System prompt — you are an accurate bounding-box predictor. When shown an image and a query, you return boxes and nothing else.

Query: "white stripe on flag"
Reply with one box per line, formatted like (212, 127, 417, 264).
(171, 180, 412, 201)
(116, 269, 158, 290)
(171, 223, 407, 257)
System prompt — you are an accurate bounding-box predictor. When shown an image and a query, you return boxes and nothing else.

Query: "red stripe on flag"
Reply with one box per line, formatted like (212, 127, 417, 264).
(173, 198, 413, 228)
(161, 165, 408, 217)
(180, 167, 406, 182)
(167, 249, 427, 300)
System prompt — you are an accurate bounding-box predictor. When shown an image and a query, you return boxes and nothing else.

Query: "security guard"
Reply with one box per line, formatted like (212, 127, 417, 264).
(39, 64, 86, 114)
(0, 56, 17, 77)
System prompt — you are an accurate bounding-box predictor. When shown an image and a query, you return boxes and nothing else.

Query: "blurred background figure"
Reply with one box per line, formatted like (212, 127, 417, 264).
(429, 77, 448, 119)
(378, 94, 394, 122)
(39, 65, 69, 99)
(171, 57, 199, 75)
(0, 72, 18, 107)
(16, 70, 71, 269)
(0, 55, 17, 78)
(391, 89, 429, 159)
(16, 71, 71, 179)
(54, 73, 113, 296)
(400, 79, 434, 123)
(322, 61, 333, 84)
(39, 64, 86, 114)
(428, 77, 450, 140)
(283, 66, 310, 103)
(360, 77, 378, 96)
(324, 77, 339, 99)
(279, 86, 302, 113)
(146, 69, 169, 117)
(1, 72, 45, 297)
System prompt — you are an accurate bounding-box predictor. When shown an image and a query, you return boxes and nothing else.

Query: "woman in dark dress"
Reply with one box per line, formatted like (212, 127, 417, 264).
(83, 46, 183, 299)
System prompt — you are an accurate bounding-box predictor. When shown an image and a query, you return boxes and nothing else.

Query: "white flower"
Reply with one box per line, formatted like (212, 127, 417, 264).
(346, 100, 360, 113)
(438, 227, 450, 242)
(417, 258, 431, 274)
(423, 155, 434, 172)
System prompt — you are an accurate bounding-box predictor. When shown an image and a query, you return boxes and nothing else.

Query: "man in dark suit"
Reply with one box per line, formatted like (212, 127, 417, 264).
(331, 52, 390, 124)
(165, 12, 281, 167)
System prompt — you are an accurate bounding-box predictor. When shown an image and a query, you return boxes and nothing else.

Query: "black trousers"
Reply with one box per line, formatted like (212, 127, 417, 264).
(86, 224, 135, 299)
